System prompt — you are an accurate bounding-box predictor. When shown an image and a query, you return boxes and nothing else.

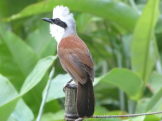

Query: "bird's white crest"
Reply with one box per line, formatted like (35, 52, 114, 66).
(50, 5, 76, 44)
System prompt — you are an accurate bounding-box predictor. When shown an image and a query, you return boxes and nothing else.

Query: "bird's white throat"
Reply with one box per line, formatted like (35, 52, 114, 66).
(50, 24, 64, 44)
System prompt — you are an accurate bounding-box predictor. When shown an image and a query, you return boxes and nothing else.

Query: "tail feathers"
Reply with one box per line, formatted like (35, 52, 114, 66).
(77, 81, 95, 117)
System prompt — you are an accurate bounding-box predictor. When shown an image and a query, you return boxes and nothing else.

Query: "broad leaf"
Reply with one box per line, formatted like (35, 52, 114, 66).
(144, 115, 160, 121)
(0, 56, 56, 121)
(8, 100, 34, 121)
(20, 56, 56, 95)
(20, 56, 56, 114)
(0, 30, 38, 76)
(99, 68, 143, 100)
(146, 88, 162, 112)
(46, 74, 71, 102)
(148, 72, 162, 93)
(5, 0, 138, 32)
(0, 30, 25, 90)
(124, 116, 145, 121)
(41, 110, 64, 121)
(131, 0, 160, 82)
(0, 0, 35, 17)
(0, 75, 19, 121)
(26, 22, 57, 58)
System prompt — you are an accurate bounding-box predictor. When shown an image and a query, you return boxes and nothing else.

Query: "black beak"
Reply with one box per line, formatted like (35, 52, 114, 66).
(42, 18, 53, 24)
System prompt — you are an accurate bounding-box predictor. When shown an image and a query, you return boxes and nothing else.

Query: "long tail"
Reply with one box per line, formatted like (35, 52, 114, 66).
(77, 81, 95, 117)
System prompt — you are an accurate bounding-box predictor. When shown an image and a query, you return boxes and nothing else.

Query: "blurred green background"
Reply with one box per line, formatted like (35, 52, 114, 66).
(0, 0, 162, 121)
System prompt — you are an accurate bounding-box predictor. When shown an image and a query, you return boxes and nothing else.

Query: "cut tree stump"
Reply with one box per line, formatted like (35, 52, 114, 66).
(64, 83, 79, 121)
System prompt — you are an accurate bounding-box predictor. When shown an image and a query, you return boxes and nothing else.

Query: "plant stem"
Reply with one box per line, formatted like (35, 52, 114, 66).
(128, 99, 136, 114)
(36, 68, 55, 121)
(119, 90, 125, 111)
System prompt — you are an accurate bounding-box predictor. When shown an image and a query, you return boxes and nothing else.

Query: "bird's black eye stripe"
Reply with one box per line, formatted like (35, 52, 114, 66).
(59, 21, 67, 28)
(52, 18, 67, 29)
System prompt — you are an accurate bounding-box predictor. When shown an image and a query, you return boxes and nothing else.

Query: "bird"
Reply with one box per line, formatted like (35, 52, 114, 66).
(42, 5, 95, 117)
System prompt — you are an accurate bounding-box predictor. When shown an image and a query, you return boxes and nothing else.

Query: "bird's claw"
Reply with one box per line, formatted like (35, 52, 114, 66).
(63, 79, 73, 91)
(63, 79, 77, 92)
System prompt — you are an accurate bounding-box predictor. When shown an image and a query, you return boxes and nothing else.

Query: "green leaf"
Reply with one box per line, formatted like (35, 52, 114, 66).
(0, 33, 24, 90)
(5, 0, 138, 32)
(131, 0, 160, 82)
(148, 72, 162, 93)
(76, 13, 93, 33)
(144, 115, 160, 121)
(20, 56, 56, 95)
(0, 30, 38, 76)
(41, 110, 64, 121)
(99, 68, 143, 100)
(136, 98, 150, 113)
(20, 56, 56, 114)
(46, 74, 70, 102)
(146, 88, 162, 112)
(0, 98, 19, 121)
(124, 116, 145, 121)
(8, 100, 34, 121)
(26, 22, 57, 58)
(0, 36, 57, 114)
(0, 74, 19, 121)
(44, 100, 61, 113)
(0, 75, 18, 106)
(46, 73, 101, 102)
(0, 0, 35, 17)
(0, 56, 56, 121)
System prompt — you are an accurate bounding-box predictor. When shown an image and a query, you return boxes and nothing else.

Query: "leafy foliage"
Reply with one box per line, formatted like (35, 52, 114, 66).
(0, 0, 162, 121)
(131, 0, 160, 82)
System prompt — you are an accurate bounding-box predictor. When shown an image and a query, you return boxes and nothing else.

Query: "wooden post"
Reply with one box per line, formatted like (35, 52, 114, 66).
(64, 84, 79, 121)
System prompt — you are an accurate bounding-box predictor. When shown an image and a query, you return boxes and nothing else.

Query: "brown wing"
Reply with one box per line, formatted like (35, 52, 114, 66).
(58, 35, 94, 85)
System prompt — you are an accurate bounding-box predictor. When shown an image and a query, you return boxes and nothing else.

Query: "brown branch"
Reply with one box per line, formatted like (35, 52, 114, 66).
(74, 111, 162, 121)
(91, 111, 162, 119)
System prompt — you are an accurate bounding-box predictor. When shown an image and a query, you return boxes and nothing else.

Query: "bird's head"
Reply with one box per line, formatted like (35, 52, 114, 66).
(42, 5, 76, 43)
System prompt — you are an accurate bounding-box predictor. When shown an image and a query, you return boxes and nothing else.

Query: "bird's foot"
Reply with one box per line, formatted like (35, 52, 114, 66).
(63, 79, 77, 91)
